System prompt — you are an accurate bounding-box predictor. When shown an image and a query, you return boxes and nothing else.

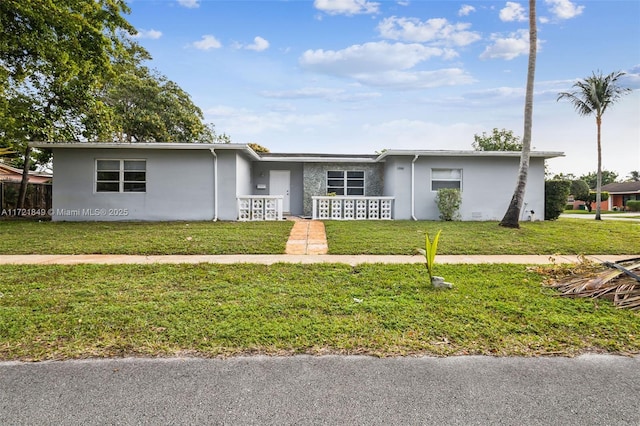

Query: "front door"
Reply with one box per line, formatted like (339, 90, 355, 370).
(269, 170, 290, 213)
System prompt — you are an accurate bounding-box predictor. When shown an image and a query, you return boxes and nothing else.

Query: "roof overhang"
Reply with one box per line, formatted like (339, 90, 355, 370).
(29, 142, 262, 161)
(258, 155, 378, 163)
(375, 149, 565, 161)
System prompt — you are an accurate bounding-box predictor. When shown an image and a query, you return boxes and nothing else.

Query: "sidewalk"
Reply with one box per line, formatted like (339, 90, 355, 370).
(0, 254, 632, 265)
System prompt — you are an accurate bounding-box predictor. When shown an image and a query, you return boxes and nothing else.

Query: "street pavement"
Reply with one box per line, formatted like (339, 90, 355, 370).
(1, 355, 638, 425)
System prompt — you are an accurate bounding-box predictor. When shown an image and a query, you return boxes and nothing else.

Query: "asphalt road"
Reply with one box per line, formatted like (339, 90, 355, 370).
(1, 355, 639, 425)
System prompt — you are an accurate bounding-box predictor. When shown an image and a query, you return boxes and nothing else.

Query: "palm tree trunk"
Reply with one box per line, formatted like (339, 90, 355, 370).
(595, 116, 602, 220)
(500, 0, 536, 228)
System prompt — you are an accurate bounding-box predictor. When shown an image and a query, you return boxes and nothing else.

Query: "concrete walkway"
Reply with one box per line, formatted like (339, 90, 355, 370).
(285, 219, 328, 255)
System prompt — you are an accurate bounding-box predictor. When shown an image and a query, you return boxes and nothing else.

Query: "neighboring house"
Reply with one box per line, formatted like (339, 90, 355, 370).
(31, 142, 563, 222)
(601, 181, 640, 211)
(0, 163, 52, 183)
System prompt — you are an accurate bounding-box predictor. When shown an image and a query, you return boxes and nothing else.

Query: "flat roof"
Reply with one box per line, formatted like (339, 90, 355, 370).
(30, 142, 262, 160)
(30, 142, 565, 162)
(376, 149, 565, 160)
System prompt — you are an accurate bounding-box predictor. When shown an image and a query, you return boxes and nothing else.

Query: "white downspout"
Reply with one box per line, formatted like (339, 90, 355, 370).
(209, 148, 218, 221)
(411, 154, 419, 221)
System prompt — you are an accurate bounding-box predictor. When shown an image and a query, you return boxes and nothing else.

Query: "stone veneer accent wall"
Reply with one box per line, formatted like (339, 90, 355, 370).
(302, 162, 384, 216)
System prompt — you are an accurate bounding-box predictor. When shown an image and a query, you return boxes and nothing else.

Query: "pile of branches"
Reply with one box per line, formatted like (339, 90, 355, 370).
(543, 257, 640, 310)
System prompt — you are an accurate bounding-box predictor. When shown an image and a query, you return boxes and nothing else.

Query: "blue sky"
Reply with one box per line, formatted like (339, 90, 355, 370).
(127, 0, 640, 178)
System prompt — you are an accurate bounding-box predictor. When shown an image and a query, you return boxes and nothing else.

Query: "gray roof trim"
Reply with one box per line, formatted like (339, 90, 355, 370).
(29, 142, 262, 160)
(375, 149, 565, 161)
(259, 156, 378, 163)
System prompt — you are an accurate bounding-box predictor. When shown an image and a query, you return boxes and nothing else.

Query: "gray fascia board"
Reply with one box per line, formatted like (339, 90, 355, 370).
(28, 142, 262, 160)
(259, 156, 377, 163)
(375, 149, 565, 161)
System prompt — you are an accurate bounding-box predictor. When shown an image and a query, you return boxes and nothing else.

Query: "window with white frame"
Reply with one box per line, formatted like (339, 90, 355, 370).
(326, 170, 365, 195)
(96, 159, 146, 193)
(431, 168, 462, 191)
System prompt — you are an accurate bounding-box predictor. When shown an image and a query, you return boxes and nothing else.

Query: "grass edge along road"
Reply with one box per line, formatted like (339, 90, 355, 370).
(1, 262, 638, 361)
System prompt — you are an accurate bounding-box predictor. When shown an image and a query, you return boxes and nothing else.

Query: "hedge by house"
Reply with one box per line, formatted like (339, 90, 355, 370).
(545, 180, 571, 220)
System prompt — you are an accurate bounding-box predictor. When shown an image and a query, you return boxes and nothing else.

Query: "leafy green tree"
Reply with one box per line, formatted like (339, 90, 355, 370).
(579, 170, 619, 189)
(578, 191, 609, 212)
(552, 173, 577, 181)
(557, 70, 631, 220)
(570, 179, 590, 202)
(472, 128, 523, 151)
(248, 143, 270, 153)
(0, 0, 135, 209)
(500, 0, 536, 228)
(626, 171, 640, 182)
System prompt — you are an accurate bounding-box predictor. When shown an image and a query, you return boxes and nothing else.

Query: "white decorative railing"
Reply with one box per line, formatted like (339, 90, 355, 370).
(237, 196, 283, 221)
(312, 196, 394, 220)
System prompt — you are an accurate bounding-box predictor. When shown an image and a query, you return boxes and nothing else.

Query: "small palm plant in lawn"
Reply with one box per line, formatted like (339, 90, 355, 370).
(418, 230, 452, 289)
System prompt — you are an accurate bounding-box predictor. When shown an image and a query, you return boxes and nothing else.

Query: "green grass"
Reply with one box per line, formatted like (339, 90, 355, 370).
(0, 221, 293, 255)
(1, 263, 638, 360)
(1, 218, 638, 256)
(325, 219, 640, 255)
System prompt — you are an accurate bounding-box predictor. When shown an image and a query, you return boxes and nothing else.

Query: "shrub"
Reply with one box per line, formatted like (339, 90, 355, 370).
(627, 200, 640, 212)
(565, 204, 575, 211)
(435, 188, 461, 221)
(545, 180, 571, 220)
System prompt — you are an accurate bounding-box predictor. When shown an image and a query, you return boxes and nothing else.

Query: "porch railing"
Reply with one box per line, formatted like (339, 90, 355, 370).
(312, 196, 394, 220)
(237, 196, 283, 221)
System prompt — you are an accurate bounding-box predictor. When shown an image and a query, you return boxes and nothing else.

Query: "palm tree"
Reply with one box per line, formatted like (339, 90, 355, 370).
(627, 171, 640, 182)
(500, 0, 536, 228)
(557, 71, 631, 220)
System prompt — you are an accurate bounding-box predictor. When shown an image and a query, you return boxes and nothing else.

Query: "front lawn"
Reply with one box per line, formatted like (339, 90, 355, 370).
(324, 219, 640, 255)
(1, 263, 638, 360)
(0, 221, 293, 255)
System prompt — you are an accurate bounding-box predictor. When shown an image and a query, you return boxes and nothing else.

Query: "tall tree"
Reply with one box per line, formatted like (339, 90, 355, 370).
(0, 0, 135, 209)
(627, 171, 640, 182)
(557, 71, 631, 220)
(499, 0, 537, 228)
(579, 170, 619, 189)
(473, 128, 523, 151)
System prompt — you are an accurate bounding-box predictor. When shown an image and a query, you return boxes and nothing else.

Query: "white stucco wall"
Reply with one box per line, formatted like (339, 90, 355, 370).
(386, 155, 546, 221)
(50, 148, 215, 221)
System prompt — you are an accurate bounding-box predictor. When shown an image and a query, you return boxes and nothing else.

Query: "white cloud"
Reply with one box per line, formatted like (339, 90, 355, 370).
(377, 16, 481, 46)
(314, 0, 379, 15)
(480, 29, 530, 60)
(354, 68, 475, 89)
(499, 2, 527, 22)
(362, 120, 482, 151)
(133, 29, 162, 39)
(299, 41, 472, 89)
(261, 87, 381, 102)
(204, 105, 337, 138)
(177, 0, 199, 9)
(300, 41, 451, 75)
(193, 35, 222, 50)
(246, 36, 270, 52)
(545, 0, 584, 20)
(458, 5, 476, 16)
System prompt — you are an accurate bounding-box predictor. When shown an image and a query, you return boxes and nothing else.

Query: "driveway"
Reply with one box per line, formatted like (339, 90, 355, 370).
(1, 355, 638, 425)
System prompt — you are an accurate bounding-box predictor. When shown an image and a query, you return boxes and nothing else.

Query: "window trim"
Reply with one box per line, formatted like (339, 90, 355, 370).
(95, 159, 147, 193)
(326, 170, 365, 196)
(431, 168, 462, 192)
